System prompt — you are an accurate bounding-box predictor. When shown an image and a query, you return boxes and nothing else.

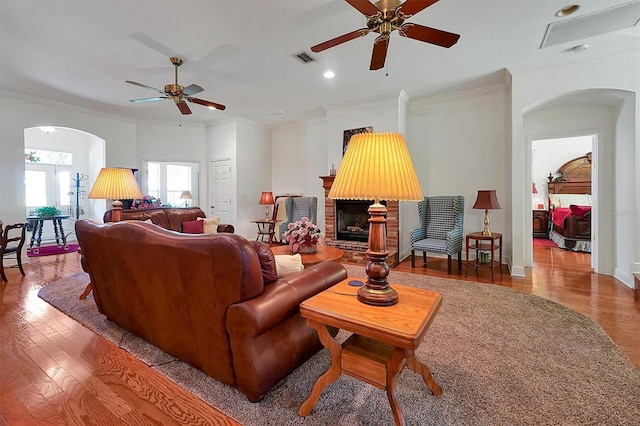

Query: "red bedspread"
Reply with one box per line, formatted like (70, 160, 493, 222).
(552, 207, 573, 227)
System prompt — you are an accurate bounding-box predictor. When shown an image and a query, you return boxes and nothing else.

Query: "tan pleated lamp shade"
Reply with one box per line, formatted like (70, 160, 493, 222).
(88, 168, 143, 200)
(329, 132, 423, 202)
(180, 190, 193, 200)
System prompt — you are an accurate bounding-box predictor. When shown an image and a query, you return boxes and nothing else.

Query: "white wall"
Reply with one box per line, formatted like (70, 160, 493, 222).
(510, 50, 639, 285)
(614, 96, 638, 286)
(271, 118, 327, 231)
(408, 85, 509, 262)
(236, 119, 270, 239)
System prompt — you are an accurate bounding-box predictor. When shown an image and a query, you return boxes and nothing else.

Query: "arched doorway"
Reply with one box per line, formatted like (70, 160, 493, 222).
(24, 126, 105, 243)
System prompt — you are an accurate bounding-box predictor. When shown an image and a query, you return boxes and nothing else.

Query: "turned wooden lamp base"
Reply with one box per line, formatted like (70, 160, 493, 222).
(357, 202, 398, 306)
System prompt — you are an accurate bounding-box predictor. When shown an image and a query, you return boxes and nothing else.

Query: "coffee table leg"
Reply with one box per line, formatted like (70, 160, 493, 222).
(299, 319, 342, 417)
(406, 350, 442, 396)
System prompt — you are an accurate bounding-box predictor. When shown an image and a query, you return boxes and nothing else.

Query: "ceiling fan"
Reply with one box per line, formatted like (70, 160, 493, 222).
(311, 0, 460, 70)
(126, 57, 226, 115)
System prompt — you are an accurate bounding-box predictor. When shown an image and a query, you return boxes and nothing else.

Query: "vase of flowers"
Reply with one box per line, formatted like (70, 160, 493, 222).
(283, 217, 321, 254)
(131, 195, 162, 209)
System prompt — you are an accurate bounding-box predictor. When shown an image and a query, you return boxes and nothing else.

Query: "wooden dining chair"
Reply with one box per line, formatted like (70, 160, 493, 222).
(1, 223, 27, 282)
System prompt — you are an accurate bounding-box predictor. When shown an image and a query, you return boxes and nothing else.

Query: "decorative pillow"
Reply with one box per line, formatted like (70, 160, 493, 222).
(182, 220, 204, 234)
(569, 205, 591, 219)
(197, 216, 220, 234)
(274, 254, 304, 278)
(248, 241, 278, 284)
(548, 194, 591, 208)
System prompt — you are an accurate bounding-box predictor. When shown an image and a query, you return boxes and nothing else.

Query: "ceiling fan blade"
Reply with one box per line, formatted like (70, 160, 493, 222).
(125, 80, 166, 94)
(370, 35, 390, 70)
(183, 84, 204, 96)
(399, 23, 460, 48)
(129, 97, 168, 103)
(188, 97, 226, 111)
(397, 0, 440, 17)
(345, 0, 380, 16)
(311, 28, 371, 53)
(176, 100, 192, 115)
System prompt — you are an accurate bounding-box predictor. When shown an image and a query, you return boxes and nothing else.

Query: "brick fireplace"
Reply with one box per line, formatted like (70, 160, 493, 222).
(320, 176, 399, 267)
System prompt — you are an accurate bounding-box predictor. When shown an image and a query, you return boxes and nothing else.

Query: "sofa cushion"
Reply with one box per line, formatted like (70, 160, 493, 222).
(274, 254, 304, 278)
(248, 241, 278, 284)
(198, 216, 220, 234)
(182, 220, 204, 234)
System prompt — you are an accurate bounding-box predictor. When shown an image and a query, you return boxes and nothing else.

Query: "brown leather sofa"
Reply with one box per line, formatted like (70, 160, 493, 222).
(103, 207, 234, 233)
(75, 219, 347, 402)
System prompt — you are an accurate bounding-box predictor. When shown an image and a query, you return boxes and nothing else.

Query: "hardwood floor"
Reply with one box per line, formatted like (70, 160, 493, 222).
(1, 246, 638, 425)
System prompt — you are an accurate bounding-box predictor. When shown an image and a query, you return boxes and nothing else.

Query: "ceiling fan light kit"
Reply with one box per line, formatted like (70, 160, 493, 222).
(311, 0, 460, 70)
(126, 56, 226, 115)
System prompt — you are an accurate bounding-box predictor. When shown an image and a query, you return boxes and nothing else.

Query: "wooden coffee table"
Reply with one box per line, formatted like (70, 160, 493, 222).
(298, 278, 443, 425)
(270, 245, 344, 266)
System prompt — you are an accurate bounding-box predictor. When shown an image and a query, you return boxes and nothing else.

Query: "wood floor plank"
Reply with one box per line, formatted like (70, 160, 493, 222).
(1, 246, 637, 425)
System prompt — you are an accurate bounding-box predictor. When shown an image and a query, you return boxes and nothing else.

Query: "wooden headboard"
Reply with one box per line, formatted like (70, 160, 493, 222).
(547, 152, 592, 195)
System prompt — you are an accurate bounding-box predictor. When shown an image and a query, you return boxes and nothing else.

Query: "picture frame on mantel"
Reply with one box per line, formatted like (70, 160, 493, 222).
(343, 126, 373, 156)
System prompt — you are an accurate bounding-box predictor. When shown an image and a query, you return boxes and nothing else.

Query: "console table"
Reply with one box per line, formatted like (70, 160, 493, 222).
(26, 215, 70, 254)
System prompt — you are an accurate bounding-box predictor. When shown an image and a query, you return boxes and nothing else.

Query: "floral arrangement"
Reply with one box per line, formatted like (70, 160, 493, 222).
(283, 217, 321, 252)
(131, 195, 163, 210)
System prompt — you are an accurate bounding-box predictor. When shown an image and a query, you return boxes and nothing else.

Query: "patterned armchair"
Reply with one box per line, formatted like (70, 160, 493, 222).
(279, 197, 318, 241)
(410, 195, 464, 274)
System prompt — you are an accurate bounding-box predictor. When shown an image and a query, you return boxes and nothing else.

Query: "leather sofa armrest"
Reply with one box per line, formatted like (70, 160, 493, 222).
(217, 224, 234, 233)
(226, 262, 346, 337)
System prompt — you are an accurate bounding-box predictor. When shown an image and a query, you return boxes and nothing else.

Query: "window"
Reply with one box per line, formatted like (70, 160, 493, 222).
(142, 161, 199, 207)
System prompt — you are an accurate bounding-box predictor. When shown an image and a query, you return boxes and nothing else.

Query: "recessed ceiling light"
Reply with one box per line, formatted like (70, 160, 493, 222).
(555, 4, 581, 17)
(275, 110, 286, 115)
(39, 126, 56, 133)
(573, 44, 589, 52)
(323, 70, 335, 79)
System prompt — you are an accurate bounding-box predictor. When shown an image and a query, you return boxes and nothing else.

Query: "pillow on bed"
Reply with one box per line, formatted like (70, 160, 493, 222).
(569, 205, 591, 219)
(548, 194, 591, 208)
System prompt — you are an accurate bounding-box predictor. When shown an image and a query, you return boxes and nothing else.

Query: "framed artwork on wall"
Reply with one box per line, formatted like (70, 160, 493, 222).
(343, 126, 373, 156)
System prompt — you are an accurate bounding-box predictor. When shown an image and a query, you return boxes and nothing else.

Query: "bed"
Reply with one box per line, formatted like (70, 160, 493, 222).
(547, 153, 592, 252)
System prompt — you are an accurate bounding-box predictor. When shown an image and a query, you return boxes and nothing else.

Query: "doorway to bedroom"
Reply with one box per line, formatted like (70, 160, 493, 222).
(531, 135, 594, 258)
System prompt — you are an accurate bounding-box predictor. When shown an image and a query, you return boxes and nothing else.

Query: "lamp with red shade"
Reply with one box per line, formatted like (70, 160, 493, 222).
(473, 190, 502, 236)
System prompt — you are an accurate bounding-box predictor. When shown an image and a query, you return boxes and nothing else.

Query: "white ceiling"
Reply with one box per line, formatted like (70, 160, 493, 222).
(1, 0, 638, 126)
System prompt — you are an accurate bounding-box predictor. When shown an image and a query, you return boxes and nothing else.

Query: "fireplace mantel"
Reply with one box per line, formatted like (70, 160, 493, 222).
(320, 176, 399, 267)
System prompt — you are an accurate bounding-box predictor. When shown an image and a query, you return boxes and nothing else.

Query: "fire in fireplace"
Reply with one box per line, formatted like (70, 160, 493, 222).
(335, 200, 386, 242)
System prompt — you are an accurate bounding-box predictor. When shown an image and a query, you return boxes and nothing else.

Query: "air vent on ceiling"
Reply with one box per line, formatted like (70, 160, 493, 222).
(541, 1, 640, 48)
(294, 51, 316, 63)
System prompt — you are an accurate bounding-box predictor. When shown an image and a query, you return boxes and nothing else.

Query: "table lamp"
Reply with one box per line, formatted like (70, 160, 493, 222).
(88, 168, 143, 222)
(329, 132, 423, 306)
(472, 190, 501, 236)
(180, 190, 193, 207)
(259, 191, 275, 219)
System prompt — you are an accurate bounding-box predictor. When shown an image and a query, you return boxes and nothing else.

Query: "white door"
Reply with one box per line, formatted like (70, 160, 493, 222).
(25, 164, 74, 245)
(209, 159, 232, 224)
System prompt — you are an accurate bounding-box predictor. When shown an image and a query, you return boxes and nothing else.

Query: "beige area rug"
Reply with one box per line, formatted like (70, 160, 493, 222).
(38, 264, 640, 425)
